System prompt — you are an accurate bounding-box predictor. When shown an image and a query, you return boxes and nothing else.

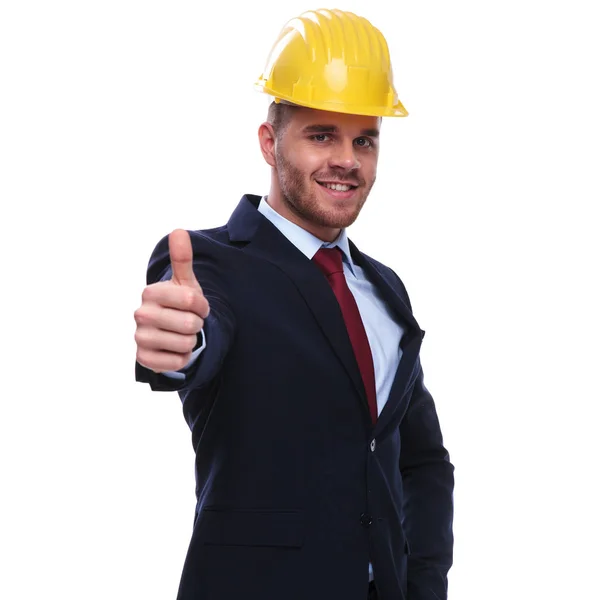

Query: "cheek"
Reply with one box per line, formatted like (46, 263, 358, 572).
(289, 147, 328, 177)
(362, 155, 379, 180)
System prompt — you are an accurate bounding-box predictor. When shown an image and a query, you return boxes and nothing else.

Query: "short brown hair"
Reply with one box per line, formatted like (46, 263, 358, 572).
(267, 101, 300, 140)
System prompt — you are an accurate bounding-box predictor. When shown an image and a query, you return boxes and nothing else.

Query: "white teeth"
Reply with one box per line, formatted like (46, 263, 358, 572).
(324, 183, 351, 191)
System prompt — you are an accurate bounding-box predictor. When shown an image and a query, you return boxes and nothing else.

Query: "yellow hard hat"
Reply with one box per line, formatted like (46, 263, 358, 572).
(255, 8, 407, 117)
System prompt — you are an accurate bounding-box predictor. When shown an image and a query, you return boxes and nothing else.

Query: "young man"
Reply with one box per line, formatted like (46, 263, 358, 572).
(134, 9, 454, 600)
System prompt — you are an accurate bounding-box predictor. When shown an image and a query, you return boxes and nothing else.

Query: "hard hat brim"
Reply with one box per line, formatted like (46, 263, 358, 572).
(255, 83, 408, 118)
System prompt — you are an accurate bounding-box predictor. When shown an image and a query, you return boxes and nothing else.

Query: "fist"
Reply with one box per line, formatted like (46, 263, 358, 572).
(134, 229, 210, 373)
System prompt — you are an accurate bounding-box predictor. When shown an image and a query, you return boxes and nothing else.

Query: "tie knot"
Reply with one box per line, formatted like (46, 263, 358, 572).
(313, 247, 344, 277)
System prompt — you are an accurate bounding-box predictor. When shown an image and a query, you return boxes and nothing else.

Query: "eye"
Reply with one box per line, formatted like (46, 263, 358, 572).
(311, 133, 331, 142)
(355, 137, 373, 148)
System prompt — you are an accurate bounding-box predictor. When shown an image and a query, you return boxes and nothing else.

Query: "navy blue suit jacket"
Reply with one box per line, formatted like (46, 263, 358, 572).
(136, 194, 454, 600)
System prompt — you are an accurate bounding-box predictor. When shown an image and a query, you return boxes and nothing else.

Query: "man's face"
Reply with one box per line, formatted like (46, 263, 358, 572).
(273, 106, 380, 237)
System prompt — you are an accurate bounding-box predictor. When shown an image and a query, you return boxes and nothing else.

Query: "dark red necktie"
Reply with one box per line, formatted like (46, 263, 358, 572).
(312, 247, 378, 424)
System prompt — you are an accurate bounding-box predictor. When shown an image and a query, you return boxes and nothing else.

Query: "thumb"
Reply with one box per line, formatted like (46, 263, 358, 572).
(169, 229, 198, 287)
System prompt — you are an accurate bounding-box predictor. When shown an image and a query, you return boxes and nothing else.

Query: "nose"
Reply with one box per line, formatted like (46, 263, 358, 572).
(329, 139, 360, 171)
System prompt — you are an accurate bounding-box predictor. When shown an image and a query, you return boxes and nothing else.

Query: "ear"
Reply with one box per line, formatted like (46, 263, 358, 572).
(258, 122, 277, 167)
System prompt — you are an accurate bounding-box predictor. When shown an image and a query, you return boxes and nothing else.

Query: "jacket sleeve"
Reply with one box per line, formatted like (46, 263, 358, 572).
(134, 231, 236, 393)
(399, 362, 454, 600)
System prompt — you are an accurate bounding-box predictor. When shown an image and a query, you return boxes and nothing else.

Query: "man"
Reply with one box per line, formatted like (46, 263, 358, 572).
(134, 8, 454, 600)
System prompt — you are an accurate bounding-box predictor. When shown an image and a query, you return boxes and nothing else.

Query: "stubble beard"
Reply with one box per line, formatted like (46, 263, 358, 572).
(275, 147, 374, 230)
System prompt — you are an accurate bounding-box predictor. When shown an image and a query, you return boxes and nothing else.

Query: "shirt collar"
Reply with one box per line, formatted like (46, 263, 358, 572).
(258, 196, 356, 275)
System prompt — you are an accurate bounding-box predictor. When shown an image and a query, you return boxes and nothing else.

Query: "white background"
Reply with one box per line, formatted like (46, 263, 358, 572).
(1, 1, 599, 598)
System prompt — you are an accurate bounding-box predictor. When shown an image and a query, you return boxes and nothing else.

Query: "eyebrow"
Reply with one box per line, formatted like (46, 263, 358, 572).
(302, 124, 380, 138)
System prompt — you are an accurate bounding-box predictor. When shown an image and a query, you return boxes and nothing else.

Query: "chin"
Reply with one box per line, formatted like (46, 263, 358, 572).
(316, 204, 363, 230)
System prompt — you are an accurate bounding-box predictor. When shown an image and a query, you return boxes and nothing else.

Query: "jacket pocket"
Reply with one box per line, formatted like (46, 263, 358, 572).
(199, 507, 304, 548)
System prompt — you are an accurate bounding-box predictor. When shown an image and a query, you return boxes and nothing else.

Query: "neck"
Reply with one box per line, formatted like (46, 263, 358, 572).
(266, 188, 341, 243)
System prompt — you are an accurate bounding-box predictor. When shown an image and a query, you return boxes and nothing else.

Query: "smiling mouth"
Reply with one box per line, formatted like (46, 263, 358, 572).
(316, 181, 358, 192)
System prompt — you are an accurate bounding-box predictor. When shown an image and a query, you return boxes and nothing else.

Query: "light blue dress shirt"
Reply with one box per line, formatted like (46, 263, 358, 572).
(164, 196, 405, 582)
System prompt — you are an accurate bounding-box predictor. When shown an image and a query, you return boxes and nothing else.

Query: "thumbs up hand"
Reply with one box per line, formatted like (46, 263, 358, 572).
(134, 230, 210, 373)
(169, 228, 203, 289)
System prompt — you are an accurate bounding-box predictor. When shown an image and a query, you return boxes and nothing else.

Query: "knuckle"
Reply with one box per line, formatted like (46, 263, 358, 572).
(181, 315, 193, 333)
(136, 349, 150, 367)
(134, 307, 148, 325)
(183, 314, 201, 334)
(184, 335, 197, 353)
(141, 286, 154, 303)
(175, 353, 190, 371)
(183, 290, 196, 310)
(202, 298, 210, 319)
(134, 328, 148, 347)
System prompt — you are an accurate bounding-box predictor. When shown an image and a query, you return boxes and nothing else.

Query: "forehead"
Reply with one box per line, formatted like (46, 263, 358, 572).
(288, 106, 381, 136)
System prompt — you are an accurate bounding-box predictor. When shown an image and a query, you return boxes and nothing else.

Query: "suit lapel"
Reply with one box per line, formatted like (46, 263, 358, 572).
(351, 245, 425, 436)
(228, 195, 372, 422)
(227, 195, 426, 432)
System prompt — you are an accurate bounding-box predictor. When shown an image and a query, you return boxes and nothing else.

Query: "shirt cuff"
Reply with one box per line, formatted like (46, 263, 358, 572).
(162, 329, 206, 380)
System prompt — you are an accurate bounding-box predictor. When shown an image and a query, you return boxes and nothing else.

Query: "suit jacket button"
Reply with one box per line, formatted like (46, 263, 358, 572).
(370, 439, 376, 452)
(360, 513, 373, 527)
